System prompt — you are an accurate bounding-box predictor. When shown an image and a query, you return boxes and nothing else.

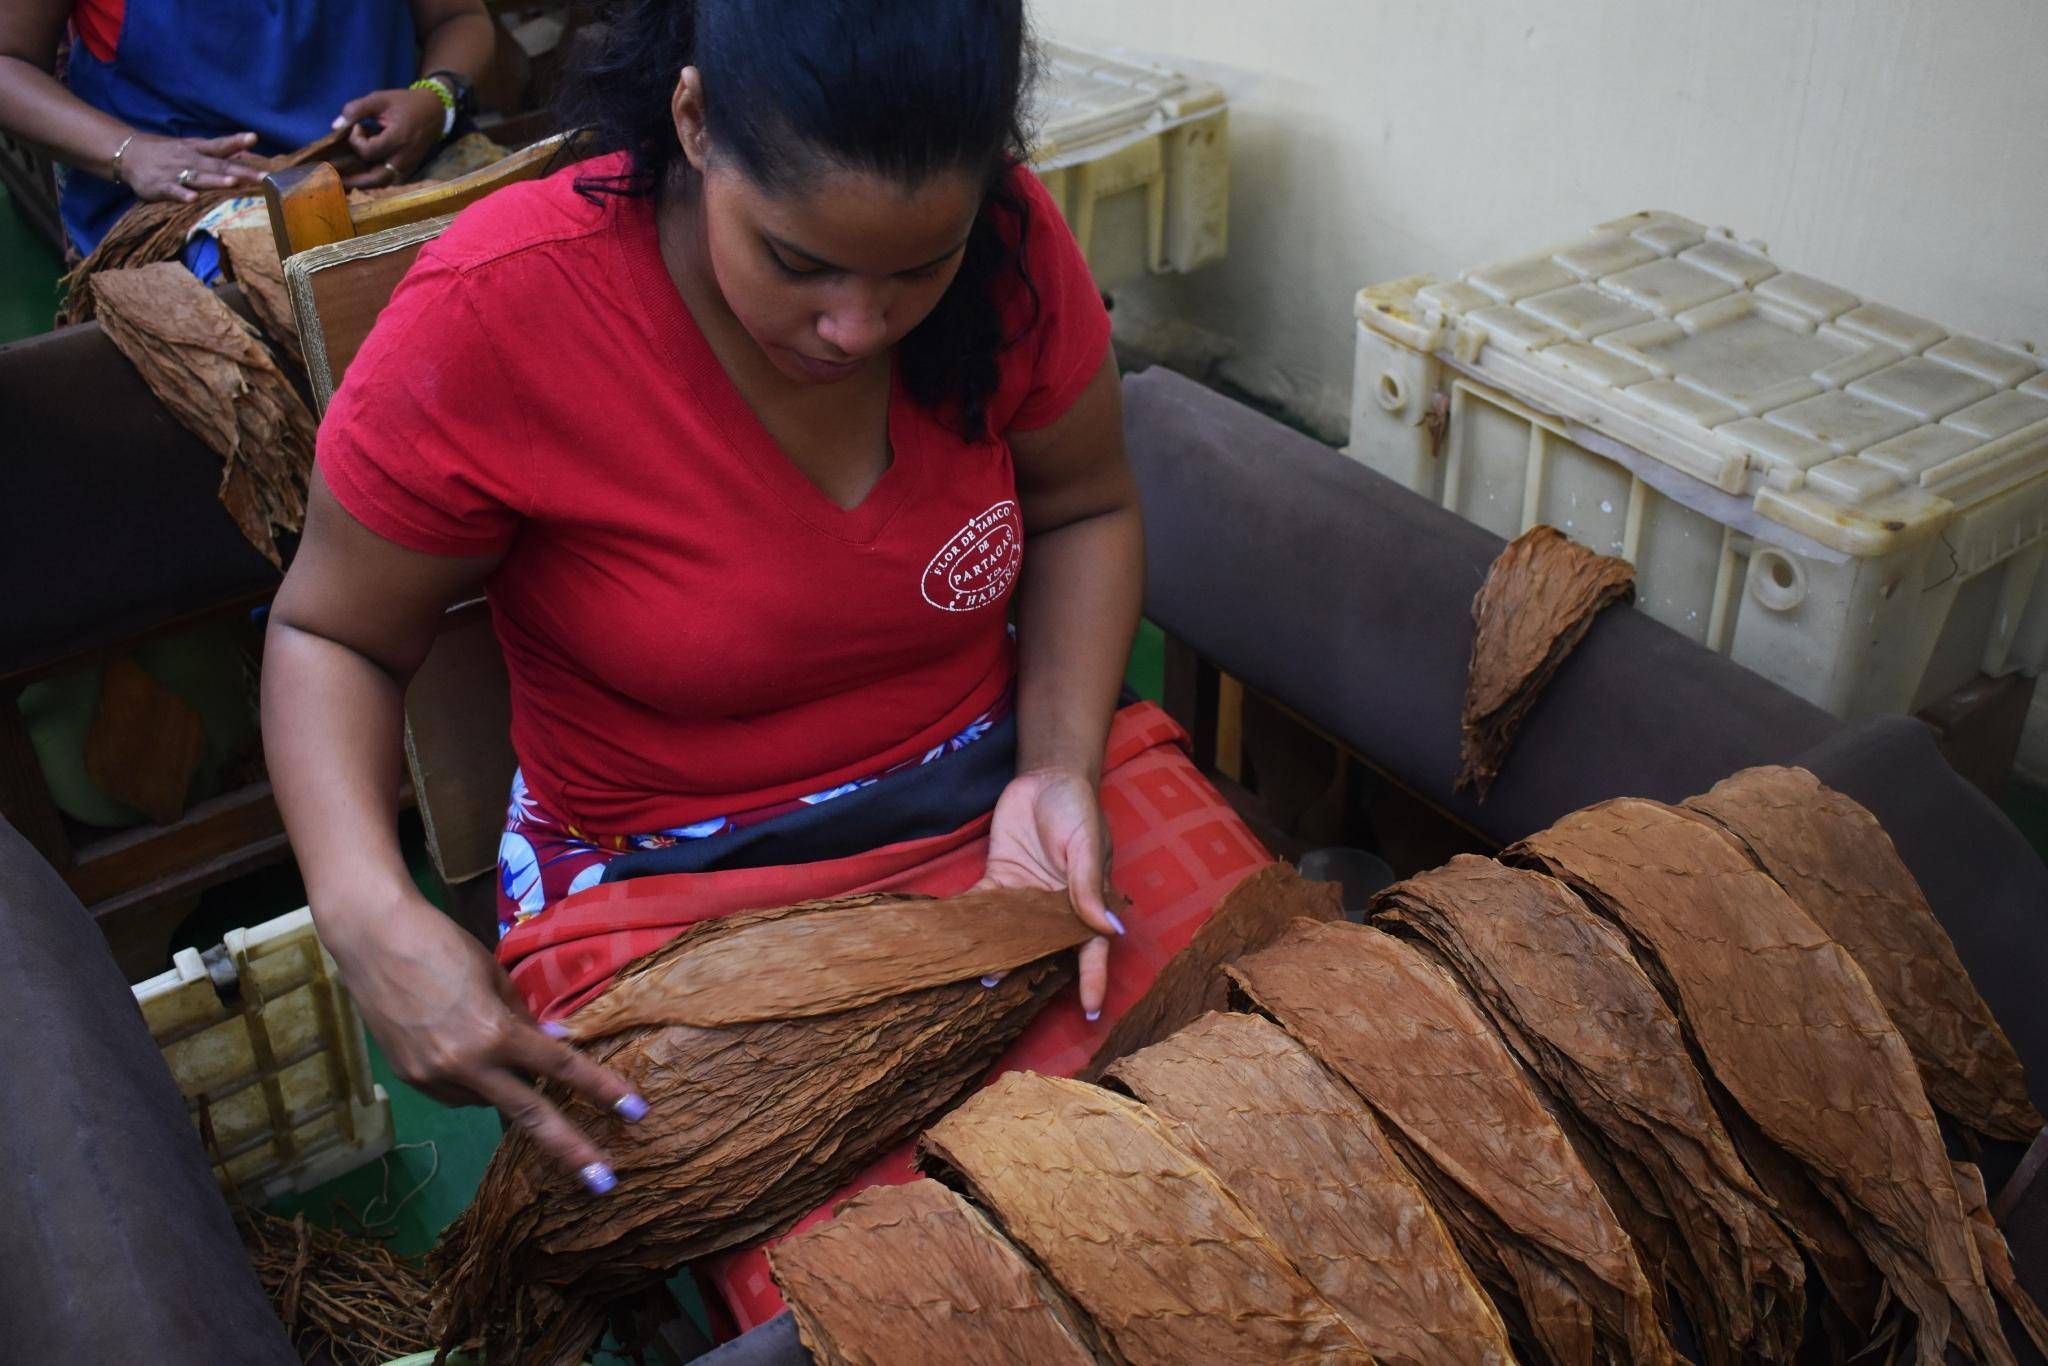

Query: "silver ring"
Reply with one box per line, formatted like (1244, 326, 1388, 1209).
(176, 167, 195, 188)
(383, 160, 401, 180)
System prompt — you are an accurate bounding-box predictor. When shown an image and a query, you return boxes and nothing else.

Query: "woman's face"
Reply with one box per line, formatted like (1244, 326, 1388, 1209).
(696, 161, 983, 385)
(673, 67, 985, 386)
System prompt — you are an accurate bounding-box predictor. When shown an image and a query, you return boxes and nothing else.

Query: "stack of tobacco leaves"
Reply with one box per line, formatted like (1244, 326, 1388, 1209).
(762, 789, 2042, 1364)
(89, 263, 315, 567)
(1106, 1010, 1514, 1365)
(767, 1178, 1101, 1366)
(429, 888, 1092, 1366)
(1229, 917, 1674, 1365)
(919, 1070, 1373, 1363)
(1457, 524, 1634, 801)
(238, 1207, 435, 1366)
(1078, 861, 1341, 1082)
(1508, 799, 2017, 1366)
(1683, 765, 2043, 1144)
(1373, 856, 1804, 1364)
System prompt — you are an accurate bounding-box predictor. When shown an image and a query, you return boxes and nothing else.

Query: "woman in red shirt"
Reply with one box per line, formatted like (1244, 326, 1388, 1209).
(264, 0, 1257, 1214)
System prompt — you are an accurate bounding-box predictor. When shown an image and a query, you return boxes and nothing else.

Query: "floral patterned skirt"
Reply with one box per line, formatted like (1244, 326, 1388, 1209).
(495, 696, 1010, 933)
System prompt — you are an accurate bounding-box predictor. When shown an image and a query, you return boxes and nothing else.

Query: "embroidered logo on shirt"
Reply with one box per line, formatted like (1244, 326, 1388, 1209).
(922, 499, 1022, 612)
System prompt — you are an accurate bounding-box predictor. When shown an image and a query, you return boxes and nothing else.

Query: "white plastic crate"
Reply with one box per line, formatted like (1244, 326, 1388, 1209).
(1349, 211, 2048, 720)
(133, 907, 392, 1203)
(1028, 42, 1229, 290)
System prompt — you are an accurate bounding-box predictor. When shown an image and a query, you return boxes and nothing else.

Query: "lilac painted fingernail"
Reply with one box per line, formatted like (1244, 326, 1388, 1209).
(580, 1162, 617, 1195)
(980, 974, 1002, 988)
(1085, 1008, 1102, 1023)
(540, 1020, 571, 1039)
(614, 1093, 649, 1123)
(1105, 911, 1128, 937)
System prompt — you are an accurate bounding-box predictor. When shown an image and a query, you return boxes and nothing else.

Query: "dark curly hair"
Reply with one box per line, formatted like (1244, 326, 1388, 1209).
(557, 0, 1042, 440)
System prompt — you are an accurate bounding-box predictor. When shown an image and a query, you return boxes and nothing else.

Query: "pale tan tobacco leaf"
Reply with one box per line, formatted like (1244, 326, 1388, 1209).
(1108, 1010, 1513, 1366)
(920, 1070, 1373, 1365)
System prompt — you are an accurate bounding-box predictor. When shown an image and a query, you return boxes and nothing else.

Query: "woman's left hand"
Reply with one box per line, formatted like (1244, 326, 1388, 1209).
(978, 765, 1124, 1020)
(333, 86, 446, 187)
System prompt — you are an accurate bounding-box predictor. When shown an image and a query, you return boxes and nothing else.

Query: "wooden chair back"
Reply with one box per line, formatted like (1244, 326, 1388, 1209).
(263, 135, 588, 895)
(265, 130, 588, 412)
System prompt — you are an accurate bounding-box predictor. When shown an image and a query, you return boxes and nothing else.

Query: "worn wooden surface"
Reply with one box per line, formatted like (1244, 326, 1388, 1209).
(1918, 672, 2036, 801)
(404, 599, 517, 885)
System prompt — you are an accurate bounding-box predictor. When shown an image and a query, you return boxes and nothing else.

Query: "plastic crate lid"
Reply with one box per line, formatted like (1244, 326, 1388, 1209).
(1358, 213, 2048, 555)
(133, 906, 392, 1203)
(1029, 41, 1225, 169)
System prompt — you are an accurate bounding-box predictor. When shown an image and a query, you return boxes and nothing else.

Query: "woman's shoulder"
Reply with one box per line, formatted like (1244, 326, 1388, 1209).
(416, 151, 632, 284)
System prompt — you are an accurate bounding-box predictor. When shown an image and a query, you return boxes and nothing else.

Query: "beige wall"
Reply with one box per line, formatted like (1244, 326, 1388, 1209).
(1032, 0, 2048, 441)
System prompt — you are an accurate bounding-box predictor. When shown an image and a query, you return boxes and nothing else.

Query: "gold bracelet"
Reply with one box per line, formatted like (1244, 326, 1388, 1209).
(109, 131, 138, 185)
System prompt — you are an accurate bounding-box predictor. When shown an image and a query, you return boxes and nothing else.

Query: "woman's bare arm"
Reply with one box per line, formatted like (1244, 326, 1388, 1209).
(266, 472, 639, 1186)
(0, 0, 263, 202)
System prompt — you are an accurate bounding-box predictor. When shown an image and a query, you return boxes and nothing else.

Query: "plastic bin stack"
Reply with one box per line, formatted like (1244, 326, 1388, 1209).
(1028, 42, 1229, 291)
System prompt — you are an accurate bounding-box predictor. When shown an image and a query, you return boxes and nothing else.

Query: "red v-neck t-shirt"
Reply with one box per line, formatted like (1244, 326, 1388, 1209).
(318, 154, 1110, 835)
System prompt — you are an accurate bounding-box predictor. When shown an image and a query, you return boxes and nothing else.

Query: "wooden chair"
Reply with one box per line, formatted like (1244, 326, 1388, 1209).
(264, 131, 590, 938)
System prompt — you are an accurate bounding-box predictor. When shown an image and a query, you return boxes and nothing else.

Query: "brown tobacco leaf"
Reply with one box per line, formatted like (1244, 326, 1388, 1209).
(431, 958, 1070, 1366)
(1228, 918, 1674, 1366)
(768, 1178, 1101, 1366)
(90, 263, 314, 567)
(565, 888, 1093, 1040)
(1078, 861, 1340, 1082)
(1457, 525, 1634, 801)
(218, 226, 302, 369)
(1373, 856, 1804, 1365)
(1683, 765, 2042, 1143)
(59, 127, 353, 325)
(83, 655, 208, 826)
(1507, 799, 2013, 1366)
(1107, 1010, 1513, 1366)
(919, 1070, 1373, 1364)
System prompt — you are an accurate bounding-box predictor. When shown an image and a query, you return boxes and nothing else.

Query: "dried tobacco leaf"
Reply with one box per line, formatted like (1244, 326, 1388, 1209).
(432, 892, 1079, 1366)
(919, 1070, 1372, 1364)
(565, 888, 1092, 1040)
(1684, 765, 2041, 1143)
(90, 263, 314, 567)
(83, 655, 207, 825)
(1373, 856, 1804, 1365)
(768, 1178, 1100, 1366)
(1228, 918, 1673, 1365)
(218, 226, 302, 369)
(1078, 861, 1340, 1082)
(1508, 799, 2013, 1366)
(1457, 525, 1634, 801)
(1107, 1010, 1513, 1366)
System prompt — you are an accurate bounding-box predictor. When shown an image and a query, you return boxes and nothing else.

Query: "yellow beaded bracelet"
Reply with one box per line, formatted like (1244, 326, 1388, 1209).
(411, 77, 458, 136)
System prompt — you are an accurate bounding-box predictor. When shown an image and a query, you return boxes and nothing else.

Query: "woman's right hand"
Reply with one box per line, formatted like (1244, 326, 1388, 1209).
(322, 891, 646, 1192)
(113, 130, 263, 202)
